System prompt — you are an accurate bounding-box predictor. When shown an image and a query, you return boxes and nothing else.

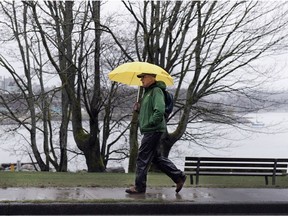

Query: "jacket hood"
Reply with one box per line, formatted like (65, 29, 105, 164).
(147, 80, 166, 91)
(156, 81, 166, 90)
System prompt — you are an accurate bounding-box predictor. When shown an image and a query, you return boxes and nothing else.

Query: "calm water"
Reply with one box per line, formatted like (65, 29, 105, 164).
(0, 112, 287, 172)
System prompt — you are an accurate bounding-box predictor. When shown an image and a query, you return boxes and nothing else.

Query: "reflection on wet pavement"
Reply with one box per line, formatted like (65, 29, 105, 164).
(0, 187, 198, 202)
(126, 192, 171, 200)
(0, 187, 172, 201)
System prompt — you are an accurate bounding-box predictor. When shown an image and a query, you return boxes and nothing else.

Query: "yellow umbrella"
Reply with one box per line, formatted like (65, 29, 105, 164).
(108, 62, 174, 87)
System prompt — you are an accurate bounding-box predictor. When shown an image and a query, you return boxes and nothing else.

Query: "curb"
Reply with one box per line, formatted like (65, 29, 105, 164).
(1, 202, 288, 215)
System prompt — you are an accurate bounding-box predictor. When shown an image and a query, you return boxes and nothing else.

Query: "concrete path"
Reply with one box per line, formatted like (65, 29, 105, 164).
(0, 187, 288, 202)
(0, 187, 288, 215)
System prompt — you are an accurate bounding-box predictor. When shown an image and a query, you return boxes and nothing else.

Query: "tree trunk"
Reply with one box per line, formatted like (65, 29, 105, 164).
(128, 111, 139, 172)
(58, 89, 69, 172)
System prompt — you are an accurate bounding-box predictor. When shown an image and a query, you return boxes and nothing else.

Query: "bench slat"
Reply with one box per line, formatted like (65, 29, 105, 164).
(184, 169, 286, 174)
(185, 162, 287, 168)
(185, 157, 288, 163)
(184, 172, 283, 176)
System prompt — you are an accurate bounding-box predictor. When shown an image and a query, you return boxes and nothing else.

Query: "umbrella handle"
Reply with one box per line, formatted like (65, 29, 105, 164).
(136, 86, 142, 103)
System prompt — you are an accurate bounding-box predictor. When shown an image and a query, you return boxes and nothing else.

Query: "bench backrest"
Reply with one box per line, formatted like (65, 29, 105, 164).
(184, 157, 288, 175)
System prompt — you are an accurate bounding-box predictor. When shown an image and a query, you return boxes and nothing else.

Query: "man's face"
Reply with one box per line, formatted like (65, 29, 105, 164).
(140, 75, 156, 88)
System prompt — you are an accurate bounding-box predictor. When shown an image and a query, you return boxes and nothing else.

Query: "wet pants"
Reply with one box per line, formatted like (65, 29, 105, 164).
(135, 132, 184, 192)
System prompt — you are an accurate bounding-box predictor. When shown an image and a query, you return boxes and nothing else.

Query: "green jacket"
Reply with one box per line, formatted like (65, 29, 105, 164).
(139, 81, 166, 133)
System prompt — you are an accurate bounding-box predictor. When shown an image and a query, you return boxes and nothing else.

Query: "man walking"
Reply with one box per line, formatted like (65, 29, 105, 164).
(125, 73, 186, 194)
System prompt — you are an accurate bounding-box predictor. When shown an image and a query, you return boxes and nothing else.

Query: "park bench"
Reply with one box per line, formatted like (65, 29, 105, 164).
(184, 157, 288, 185)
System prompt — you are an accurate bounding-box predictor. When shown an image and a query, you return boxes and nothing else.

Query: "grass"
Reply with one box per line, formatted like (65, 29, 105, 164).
(0, 171, 288, 188)
(0, 172, 174, 188)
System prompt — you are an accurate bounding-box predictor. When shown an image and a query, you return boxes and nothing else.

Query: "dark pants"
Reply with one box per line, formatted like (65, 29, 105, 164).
(135, 132, 184, 192)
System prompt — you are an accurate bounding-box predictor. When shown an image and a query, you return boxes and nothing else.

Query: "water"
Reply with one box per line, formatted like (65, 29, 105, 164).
(190, 112, 288, 158)
(166, 112, 288, 170)
(0, 112, 287, 172)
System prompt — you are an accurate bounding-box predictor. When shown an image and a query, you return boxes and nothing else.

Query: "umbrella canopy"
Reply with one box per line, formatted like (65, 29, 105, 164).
(108, 62, 174, 86)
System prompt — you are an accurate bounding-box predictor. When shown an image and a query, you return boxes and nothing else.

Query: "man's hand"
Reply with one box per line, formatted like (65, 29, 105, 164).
(133, 102, 140, 112)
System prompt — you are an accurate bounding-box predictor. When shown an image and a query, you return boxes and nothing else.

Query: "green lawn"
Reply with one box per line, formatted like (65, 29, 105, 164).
(0, 171, 287, 188)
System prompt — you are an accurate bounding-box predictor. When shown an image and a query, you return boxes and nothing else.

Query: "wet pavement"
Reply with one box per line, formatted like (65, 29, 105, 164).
(0, 187, 288, 215)
(0, 187, 288, 203)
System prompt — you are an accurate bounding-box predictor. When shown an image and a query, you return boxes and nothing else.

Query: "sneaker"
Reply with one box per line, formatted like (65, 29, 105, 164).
(175, 175, 186, 193)
(125, 186, 145, 194)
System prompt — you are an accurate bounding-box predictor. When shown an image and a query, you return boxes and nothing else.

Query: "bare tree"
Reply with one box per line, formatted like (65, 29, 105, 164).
(0, 1, 64, 171)
(110, 1, 288, 171)
(25, 1, 134, 171)
(24, 1, 106, 172)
